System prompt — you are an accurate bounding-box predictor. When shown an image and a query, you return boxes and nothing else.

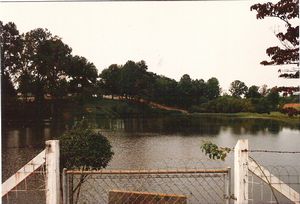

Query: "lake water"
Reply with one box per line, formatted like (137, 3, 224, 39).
(2, 115, 300, 203)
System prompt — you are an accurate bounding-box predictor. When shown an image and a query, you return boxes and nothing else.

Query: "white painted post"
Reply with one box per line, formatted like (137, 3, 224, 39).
(234, 139, 249, 204)
(45, 140, 60, 204)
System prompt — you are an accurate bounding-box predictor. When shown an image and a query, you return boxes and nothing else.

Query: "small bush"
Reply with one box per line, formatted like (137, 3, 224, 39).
(280, 107, 299, 117)
(59, 119, 114, 170)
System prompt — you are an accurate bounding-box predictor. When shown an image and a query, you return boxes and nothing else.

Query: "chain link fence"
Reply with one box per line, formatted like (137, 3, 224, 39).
(2, 164, 46, 204)
(65, 167, 231, 204)
(248, 152, 300, 204)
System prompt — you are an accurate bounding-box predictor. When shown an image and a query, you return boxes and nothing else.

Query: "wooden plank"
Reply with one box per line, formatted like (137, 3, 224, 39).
(2, 150, 46, 197)
(234, 139, 249, 204)
(46, 140, 60, 204)
(108, 190, 187, 204)
(248, 158, 300, 203)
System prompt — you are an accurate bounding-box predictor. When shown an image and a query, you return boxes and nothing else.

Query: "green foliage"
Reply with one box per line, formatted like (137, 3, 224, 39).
(1, 21, 99, 102)
(251, 98, 272, 114)
(251, 0, 299, 78)
(245, 85, 262, 99)
(67, 55, 98, 97)
(206, 77, 221, 100)
(201, 141, 231, 161)
(152, 76, 178, 106)
(2, 18, 290, 116)
(2, 74, 16, 97)
(190, 96, 254, 113)
(266, 89, 280, 110)
(0, 21, 22, 97)
(280, 107, 300, 117)
(99, 64, 122, 97)
(177, 74, 194, 108)
(229, 80, 248, 98)
(59, 120, 114, 170)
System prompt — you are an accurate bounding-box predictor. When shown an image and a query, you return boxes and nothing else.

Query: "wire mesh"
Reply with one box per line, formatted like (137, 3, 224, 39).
(66, 162, 230, 204)
(2, 164, 47, 204)
(248, 153, 300, 204)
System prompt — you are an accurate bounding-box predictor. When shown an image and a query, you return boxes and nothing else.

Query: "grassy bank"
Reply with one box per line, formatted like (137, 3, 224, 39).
(84, 99, 299, 124)
(81, 98, 182, 118)
(3, 97, 299, 125)
(234, 112, 300, 124)
(192, 112, 300, 125)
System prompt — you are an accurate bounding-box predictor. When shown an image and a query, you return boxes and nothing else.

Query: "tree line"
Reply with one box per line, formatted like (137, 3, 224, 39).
(100, 63, 298, 113)
(1, 21, 299, 115)
(1, 21, 99, 103)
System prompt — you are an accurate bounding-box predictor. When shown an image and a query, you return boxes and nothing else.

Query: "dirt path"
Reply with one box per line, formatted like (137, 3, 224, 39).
(103, 95, 188, 114)
(103, 96, 188, 114)
(139, 99, 189, 114)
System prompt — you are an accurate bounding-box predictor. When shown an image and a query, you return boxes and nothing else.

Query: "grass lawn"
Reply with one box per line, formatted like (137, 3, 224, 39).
(196, 112, 300, 124)
(81, 98, 300, 124)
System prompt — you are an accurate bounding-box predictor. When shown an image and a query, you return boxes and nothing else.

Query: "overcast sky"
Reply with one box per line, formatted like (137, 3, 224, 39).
(1, 0, 298, 92)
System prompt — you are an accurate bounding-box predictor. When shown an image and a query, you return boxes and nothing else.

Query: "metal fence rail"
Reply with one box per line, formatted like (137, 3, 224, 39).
(65, 168, 231, 204)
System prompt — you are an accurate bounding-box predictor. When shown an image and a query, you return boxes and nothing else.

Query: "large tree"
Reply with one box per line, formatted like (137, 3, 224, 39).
(177, 74, 194, 108)
(67, 55, 98, 97)
(20, 28, 72, 101)
(229, 80, 248, 98)
(99, 64, 122, 98)
(0, 21, 23, 97)
(245, 85, 262, 99)
(120, 60, 151, 99)
(152, 75, 178, 105)
(206, 77, 220, 100)
(251, 0, 299, 78)
(36, 36, 72, 98)
(192, 79, 208, 104)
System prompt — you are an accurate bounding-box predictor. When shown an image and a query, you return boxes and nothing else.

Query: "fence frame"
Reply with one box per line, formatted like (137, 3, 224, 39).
(1, 140, 60, 204)
(64, 168, 231, 204)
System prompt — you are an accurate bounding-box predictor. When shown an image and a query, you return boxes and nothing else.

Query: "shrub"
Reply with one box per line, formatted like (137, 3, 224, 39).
(59, 119, 114, 204)
(190, 96, 254, 113)
(280, 107, 299, 117)
(60, 119, 114, 170)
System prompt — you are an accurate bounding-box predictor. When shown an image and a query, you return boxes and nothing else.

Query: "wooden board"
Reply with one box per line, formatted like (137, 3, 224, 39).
(108, 190, 187, 204)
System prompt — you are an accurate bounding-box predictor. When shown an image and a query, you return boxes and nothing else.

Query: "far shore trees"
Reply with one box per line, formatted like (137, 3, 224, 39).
(1, 21, 98, 103)
(1, 20, 298, 117)
(229, 80, 248, 98)
(245, 85, 261, 99)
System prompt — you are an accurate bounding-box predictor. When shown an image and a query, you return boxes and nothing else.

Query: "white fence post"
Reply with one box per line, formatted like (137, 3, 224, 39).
(234, 139, 249, 204)
(45, 140, 60, 204)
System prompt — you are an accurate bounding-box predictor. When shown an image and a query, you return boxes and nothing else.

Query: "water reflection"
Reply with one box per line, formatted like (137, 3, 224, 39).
(92, 115, 298, 136)
(2, 120, 66, 149)
(2, 115, 299, 179)
(2, 115, 299, 204)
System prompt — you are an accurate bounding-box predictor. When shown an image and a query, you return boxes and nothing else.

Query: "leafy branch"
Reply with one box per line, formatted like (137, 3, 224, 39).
(201, 141, 231, 161)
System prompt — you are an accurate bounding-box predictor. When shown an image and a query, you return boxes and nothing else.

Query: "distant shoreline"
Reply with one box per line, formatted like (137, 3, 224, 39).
(2, 98, 299, 126)
(191, 112, 300, 125)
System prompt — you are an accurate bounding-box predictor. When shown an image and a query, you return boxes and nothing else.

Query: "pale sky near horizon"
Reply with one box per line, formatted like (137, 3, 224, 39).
(1, 0, 299, 92)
